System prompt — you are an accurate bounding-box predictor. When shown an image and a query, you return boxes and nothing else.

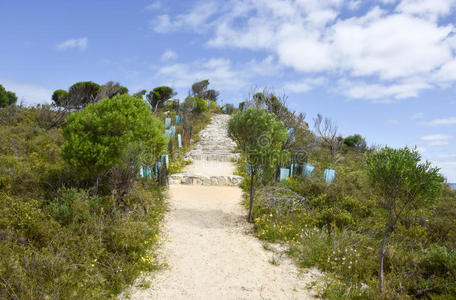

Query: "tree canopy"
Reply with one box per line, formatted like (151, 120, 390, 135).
(344, 134, 367, 152)
(191, 79, 219, 101)
(67, 81, 100, 108)
(366, 146, 443, 293)
(62, 94, 168, 182)
(228, 108, 288, 222)
(51, 89, 69, 107)
(146, 86, 176, 111)
(52, 81, 129, 109)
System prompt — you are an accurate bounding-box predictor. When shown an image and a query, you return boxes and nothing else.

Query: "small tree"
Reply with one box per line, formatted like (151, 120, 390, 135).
(191, 79, 219, 101)
(133, 89, 147, 99)
(66, 81, 100, 109)
(63, 94, 168, 192)
(314, 113, 342, 162)
(228, 108, 288, 222)
(191, 80, 209, 98)
(95, 81, 128, 101)
(6, 91, 17, 106)
(146, 86, 176, 111)
(0, 84, 17, 107)
(344, 134, 367, 152)
(366, 147, 442, 294)
(51, 89, 69, 107)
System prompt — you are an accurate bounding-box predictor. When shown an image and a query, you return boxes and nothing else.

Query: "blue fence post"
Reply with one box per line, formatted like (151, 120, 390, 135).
(165, 118, 171, 128)
(303, 163, 315, 176)
(177, 134, 182, 148)
(161, 155, 169, 169)
(280, 168, 290, 181)
(324, 169, 336, 184)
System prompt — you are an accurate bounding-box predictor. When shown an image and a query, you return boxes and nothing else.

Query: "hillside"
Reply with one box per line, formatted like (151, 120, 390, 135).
(1, 82, 455, 299)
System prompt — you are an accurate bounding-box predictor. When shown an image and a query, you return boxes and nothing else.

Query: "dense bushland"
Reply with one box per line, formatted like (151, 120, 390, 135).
(0, 103, 166, 299)
(0, 79, 226, 298)
(232, 92, 456, 299)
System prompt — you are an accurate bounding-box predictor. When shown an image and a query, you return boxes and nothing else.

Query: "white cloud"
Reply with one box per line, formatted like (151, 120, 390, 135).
(152, 15, 173, 33)
(421, 134, 453, 146)
(387, 119, 399, 124)
(156, 58, 247, 91)
(161, 50, 178, 61)
(283, 77, 326, 93)
(396, 0, 456, 20)
(1, 79, 52, 106)
(56, 37, 88, 51)
(434, 59, 456, 83)
(151, 1, 218, 33)
(145, 1, 161, 10)
(331, 14, 453, 80)
(347, 0, 362, 10)
(157, 0, 456, 101)
(154, 53, 287, 93)
(336, 78, 432, 101)
(423, 116, 456, 126)
(378, 0, 398, 4)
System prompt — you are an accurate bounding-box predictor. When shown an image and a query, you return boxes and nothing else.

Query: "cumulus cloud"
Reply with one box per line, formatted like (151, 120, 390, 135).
(395, 0, 456, 20)
(56, 37, 88, 51)
(154, 0, 456, 101)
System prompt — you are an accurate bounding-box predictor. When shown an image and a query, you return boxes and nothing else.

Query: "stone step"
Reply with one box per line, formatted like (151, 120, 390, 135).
(191, 147, 236, 152)
(169, 173, 243, 186)
(185, 152, 240, 162)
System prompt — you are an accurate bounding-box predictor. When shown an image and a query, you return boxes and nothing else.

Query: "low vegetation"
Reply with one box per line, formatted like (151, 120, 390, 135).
(232, 90, 456, 299)
(0, 79, 222, 299)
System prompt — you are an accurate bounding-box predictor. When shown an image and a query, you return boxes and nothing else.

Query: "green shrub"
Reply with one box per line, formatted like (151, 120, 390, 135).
(63, 94, 167, 182)
(234, 126, 455, 298)
(0, 106, 167, 299)
(194, 98, 208, 113)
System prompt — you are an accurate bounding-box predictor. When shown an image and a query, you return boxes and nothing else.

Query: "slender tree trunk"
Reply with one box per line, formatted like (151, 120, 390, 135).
(379, 204, 394, 294)
(92, 174, 100, 195)
(248, 170, 255, 223)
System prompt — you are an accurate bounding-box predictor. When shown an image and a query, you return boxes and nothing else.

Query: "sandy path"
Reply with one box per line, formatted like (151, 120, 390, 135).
(122, 115, 319, 299)
(123, 185, 318, 300)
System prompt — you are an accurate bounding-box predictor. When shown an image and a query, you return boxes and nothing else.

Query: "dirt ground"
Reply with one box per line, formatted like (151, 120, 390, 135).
(122, 185, 319, 300)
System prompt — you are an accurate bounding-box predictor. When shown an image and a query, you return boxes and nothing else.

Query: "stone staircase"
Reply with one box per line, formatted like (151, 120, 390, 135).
(169, 114, 242, 186)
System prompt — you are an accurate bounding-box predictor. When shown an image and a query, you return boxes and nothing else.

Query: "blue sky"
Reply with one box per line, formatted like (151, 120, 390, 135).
(1, 0, 456, 181)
